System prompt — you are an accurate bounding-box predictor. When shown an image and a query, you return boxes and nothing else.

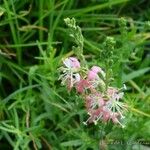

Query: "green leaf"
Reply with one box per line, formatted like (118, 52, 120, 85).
(61, 140, 82, 147)
(123, 67, 150, 82)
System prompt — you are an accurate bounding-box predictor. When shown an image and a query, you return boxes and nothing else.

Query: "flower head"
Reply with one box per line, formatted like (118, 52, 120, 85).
(83, 86, 127, 127)
(87, 66, 105, 89)
(85, 92, 105, 110)
(91, 66, 105, 75)
(76, 79, 90, 93)
(63, 57, 80, 69)
(102, 87, 127, 127)
(59, 57, 81, 90)
(58, 57, 127, 127)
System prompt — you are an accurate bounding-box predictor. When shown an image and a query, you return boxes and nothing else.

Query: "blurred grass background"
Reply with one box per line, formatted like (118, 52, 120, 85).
(0, 0, 150, 149)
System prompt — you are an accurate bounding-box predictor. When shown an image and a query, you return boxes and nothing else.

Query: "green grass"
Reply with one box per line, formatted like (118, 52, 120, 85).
(0, 0, 150, 149)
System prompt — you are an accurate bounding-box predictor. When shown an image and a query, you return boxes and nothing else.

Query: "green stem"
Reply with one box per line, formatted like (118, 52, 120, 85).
(128, 106, 150, 118)
(39, 0, 44, 42)
(4, 0, 22, 65)
(105, 62, 109, 91)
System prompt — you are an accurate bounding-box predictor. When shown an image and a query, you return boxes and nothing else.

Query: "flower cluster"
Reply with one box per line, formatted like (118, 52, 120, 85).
(59, 57, 127, 127)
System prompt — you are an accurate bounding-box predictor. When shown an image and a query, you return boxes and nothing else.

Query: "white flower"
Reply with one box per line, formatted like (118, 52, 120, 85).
(59, 57, 81, 90)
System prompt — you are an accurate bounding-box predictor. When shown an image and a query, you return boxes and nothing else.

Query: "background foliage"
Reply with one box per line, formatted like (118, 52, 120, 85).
(0, 0, 150, 149)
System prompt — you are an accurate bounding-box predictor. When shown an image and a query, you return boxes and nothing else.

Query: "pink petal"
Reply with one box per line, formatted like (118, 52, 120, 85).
(98, 98, 105, 107)
(69, 57, 80, 68)
(111, 113, 119, 123)
(87, 70, 97, 80)
(88, 108, 102, 123)
(76, 79, 90, 93)
(91, 66, 102, 73)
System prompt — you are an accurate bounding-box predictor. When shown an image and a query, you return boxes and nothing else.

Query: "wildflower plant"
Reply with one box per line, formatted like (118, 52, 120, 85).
(59, 18, 127, 128)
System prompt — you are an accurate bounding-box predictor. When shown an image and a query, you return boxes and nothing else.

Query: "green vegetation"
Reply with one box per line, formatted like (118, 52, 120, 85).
(0, 0, 150, 149)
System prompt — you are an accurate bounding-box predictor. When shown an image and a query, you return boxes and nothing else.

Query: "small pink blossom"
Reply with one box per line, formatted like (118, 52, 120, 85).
(63, 57, 80, 69)
(101, 107, 111, 122)
(83, 108, 103, 125)
(91, 66, 105, 77)
(91, 66, 102, 73)
(83, 87, 126, 127)
(87, 66, 102, 80)
(84, 104, 124, 127)
(104, 87, 127, 121)
(59, 57, 126, 127)
(59, 57, 81, 90)
(107, 87, 124, 100)
(76, 79, 90, 93)
(85, 93, 105, 110)
(87, 70, 99, 80)
(87, 67, 105, 89)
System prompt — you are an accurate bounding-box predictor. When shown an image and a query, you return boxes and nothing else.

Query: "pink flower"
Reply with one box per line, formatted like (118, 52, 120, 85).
(83, 108, 103, 125)
(59, 57, 81, 90)
(75, 66, 106, 93)
(91, 66, 102, 73)
(76, 79, 90, 93)
(87, 70, 99, 80)
(83, 93, 105, 125)
(91, 66, 105, 77)
(85, 93, 105, 110)
(87, 66, 105, 89)
(103, 86, 127, 126)
(63, 57, 80, 69)
(107, 87, 124, 100)
(101, 107, 119, 122)
(101, 107, 111, 122)
(84, 104, 124, 127)
(87, 66, 102, 80)
(59, 58, 127, 127)
(83, 87, 126, 127)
